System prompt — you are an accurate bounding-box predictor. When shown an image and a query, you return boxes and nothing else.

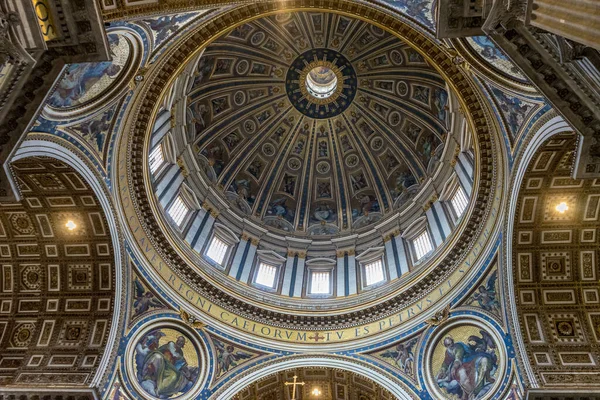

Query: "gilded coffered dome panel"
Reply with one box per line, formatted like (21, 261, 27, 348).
(187, 12, 450, 236)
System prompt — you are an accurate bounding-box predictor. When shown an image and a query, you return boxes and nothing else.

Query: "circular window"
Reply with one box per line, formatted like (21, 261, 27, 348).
(306, 66, 338, 99)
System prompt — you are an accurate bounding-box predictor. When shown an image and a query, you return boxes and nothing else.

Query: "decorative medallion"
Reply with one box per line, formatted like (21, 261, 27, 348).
(243, 119, 256, 133)
(345, 154, 359, 168)
(236, 60, 250, 75)
(316, 161, 331, 174)
(286, 48, 357, 118)
(370, 136, 384, 151)
(130, 326, 203, 399)
(12, 323, 35, 347)
(21, 265, 42, 291)
(287, 157, 302, 170)
(426, 320, 506, 400)
(396, 81, 409, 96)
(8, 213, 35, 236)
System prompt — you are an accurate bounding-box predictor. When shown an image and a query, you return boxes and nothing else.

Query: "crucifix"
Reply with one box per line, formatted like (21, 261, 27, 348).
(284, 374, 305, 400)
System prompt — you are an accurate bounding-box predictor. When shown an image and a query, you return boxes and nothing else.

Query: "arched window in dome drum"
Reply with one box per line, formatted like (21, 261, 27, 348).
(451, 186, 469, 217)
(255, 262, 277, 288)
(364, 259, 385, 286)
(168, 195, 190, 227)
(206, 236, 229, 266)
(413, 230, 433, 261)
(310, 271, 331, 294)
(149, 143, 165, 174)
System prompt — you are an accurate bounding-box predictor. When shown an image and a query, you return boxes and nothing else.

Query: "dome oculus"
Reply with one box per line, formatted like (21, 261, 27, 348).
(306, 66, 338, 98)
(286, 49, 356, 118)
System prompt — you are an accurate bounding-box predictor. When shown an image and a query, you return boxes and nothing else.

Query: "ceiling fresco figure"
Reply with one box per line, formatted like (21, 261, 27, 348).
(47, 34, 128, 109)
(0, 0, 599, 399)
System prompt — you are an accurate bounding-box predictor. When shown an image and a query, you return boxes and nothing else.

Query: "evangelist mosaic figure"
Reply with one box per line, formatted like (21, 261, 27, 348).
(436, 330, 498, 400)
(134, 329, 199, 398)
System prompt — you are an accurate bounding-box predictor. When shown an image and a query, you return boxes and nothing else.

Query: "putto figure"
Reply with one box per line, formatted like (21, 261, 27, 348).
(214, 338, 253, 377)
(469, 270, 501, 314)
(436, 330, 498, 400)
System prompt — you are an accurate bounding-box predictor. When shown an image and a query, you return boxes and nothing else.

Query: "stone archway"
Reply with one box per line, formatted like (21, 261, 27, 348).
(211, 355, 417, 400)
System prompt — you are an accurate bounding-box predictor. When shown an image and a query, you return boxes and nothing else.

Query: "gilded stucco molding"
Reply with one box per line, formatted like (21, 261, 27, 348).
(209, 354, 419, 399)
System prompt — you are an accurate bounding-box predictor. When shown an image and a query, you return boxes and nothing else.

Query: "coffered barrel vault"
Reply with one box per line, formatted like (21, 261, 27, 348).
(512, 134, 600, 388)
(0, 158, 117, 388)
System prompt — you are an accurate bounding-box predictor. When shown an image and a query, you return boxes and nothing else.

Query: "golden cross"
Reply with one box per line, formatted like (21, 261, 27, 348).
(284, 374, 305, 400)
(309, 333, 325, 342)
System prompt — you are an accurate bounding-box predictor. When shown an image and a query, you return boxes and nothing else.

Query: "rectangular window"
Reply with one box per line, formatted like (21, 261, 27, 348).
(413, 230, 433, 260)
(206, 236, 229, 266)
(168, 195, 189, 227)
(149, 144, 165, 174)
(255, 262, 277, 288)
(310, 271, 330, 294)
(364, 259, 385, 286)
(451, 186, 468, 217)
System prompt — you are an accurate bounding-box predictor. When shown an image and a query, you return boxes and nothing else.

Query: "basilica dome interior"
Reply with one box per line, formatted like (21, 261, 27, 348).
(0, 0, 599, 399)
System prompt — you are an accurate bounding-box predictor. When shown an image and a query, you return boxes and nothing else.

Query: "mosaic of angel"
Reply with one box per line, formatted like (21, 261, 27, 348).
(380, 0, 433, 28)
(132, 277, 165, 318)
(214, 338, 253, 377)
(468, 270, 501, 314)
(492, 88, 533, 136)
(436, 330, 498, 400)
(467, 36, 526, 80)
(143, 14, 196, 46)
(379, 338, 417, 376)
(134, 329, 199, 398)
(48, 35, 126, 108)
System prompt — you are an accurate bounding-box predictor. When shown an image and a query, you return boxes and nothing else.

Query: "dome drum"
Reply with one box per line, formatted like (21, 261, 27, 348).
(145, 11, 480, 312)
(111, 0, 503, 345)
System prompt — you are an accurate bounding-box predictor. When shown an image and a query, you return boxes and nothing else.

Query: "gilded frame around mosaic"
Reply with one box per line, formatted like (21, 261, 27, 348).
(424, 317, 508, 400)
(124, 320, 209, 399)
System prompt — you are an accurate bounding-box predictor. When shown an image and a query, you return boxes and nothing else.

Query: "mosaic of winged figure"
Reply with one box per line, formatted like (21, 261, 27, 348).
(379, 338, 418, 376)
(214, 339, 254, 377)
(470, 270, 501, 314)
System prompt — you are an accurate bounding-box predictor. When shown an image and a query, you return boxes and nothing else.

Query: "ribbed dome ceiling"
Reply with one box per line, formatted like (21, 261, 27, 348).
(189, 12, 450, 235)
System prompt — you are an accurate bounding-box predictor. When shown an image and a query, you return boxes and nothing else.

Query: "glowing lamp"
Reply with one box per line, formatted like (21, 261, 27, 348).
(65, 220, 77, 231)
(555, 202, 569, 213)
